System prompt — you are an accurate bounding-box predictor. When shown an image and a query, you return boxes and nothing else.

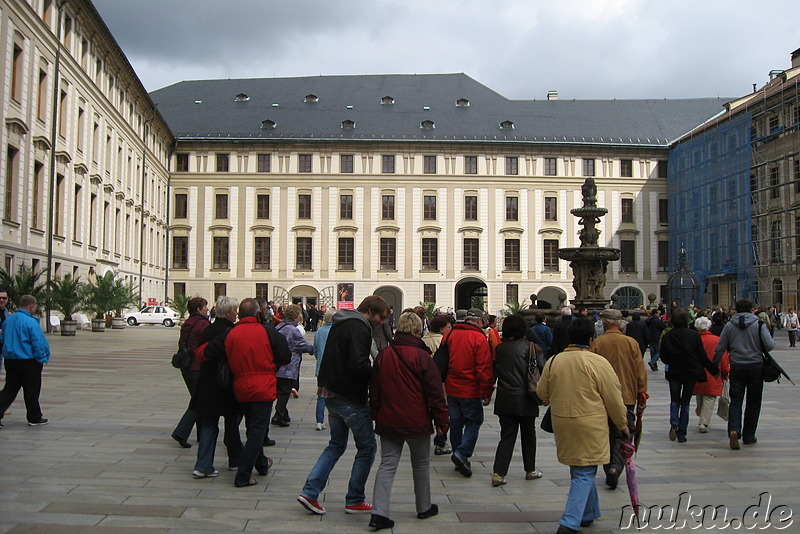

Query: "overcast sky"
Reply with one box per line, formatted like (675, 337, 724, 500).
(92, 0, 797, 100)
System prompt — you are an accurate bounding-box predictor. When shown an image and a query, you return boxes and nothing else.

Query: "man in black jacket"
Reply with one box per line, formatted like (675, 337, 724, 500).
(551, 307, 574, 356)
(298, 295, 390, 516)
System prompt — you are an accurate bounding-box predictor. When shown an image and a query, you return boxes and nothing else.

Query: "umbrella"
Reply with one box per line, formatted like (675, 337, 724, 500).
(763, 352, 795, 385)
(634, 393, 647, 452)
(620, 438, 641, 526)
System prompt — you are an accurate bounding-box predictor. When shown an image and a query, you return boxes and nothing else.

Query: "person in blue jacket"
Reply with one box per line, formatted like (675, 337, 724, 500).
(0, 295, 50, 428)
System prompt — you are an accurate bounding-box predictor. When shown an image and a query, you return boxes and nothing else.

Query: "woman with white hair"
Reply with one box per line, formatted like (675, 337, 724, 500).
(692, 316, 729, 433)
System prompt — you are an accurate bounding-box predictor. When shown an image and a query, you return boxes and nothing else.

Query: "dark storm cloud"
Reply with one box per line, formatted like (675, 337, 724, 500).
(92, 0, 798, 99)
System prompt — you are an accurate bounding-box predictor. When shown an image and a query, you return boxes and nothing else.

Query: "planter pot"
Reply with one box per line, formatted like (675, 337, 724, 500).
(91, 318, 106, 332)
(111, 316, 126, 329)
(61, 320, 78, 336)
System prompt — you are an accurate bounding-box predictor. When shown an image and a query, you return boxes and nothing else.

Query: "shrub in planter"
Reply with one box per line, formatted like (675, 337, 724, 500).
(48, 275, 87, 336)
(84, 272, 117, 332)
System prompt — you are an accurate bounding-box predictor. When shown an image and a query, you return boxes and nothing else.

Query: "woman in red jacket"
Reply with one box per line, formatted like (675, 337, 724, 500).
(368, 312, 448, 530)
(693, 316, 730, 433)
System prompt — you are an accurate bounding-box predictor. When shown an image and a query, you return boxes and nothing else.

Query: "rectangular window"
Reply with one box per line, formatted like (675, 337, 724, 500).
(5, 147, 18, 221)
(340, 194, 353, 219)
(174, 282, 186, 298)
(340, 154, 354, 173)
(338, 238, 354, 270)
(505, 196, 518, 221)
(257, 153, 271, 173)
(380, 238, 396, 270)
(544, 157, 557, 176)
(172, 236, 188, 269)
(769, 166, 780, 199)
(32, 161, 44, 228)
(464, 195, 478, 221)
(296, 237, 312, 270)
(423, 284, 436, 304)
(796, 217, 800, 262)
(382, 195, 395, 220)
(422, 238, 438, 270)
(658, 198, 668, 224)
(214, 283, 226, 301)
(771, 221, 782, 263)
(504, 239, 520, 271)
(37, 69, 47, 120)
(543, 239, 559, 271)
(464, 156, 478, 174)
(657, 241, 669, 272)
(174, 193, 188, 219)
(176, 153, 189, 172)
(544, 196, 557, 221)
(657, 160, 668, 178)
(212, 237, 229, 269)
(583, 158, 595, 176)
(382, 155, 395, 173)
(215, 193, 228, 219)
(505, 156, 518, 175)
(506, 284, 519, 305)
(621, 198, 634, 223)
(255, 283, 269, 301)
(254, 237, 270, 269)
(423, 195, 437, 220)
(11, 44, 23, 101)
(298, 194, 311, 219)
(299, 154, 312, 173)
(794, 160, 800, 194)
(58, 90, 67, 137)
(463, 238, 479, 270)
(256, 194, 270, 219)
(424, 155, 437, 174)
(620, 240, 636, 272)
(216, 153, 229, 172)
(620, 159, 633, 177)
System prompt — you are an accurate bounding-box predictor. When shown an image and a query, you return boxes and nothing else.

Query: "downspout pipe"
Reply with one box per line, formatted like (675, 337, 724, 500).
(164, 144, 174, 305)
(138, 111, 155, 306)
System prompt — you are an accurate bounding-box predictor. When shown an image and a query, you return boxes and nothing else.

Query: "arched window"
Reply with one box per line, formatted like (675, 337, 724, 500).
(612, 286, 644, 309)
(261, 119, 276, 129)
(380, 96, 395, 105)
(455, 98, 470, 107)
(234, 93, 250, 102)
(772, 278, 783, 305)
(304, 94, 318, 103)
(420, 120, 435, 130)
(500, 120, 515, 130)
(341, 120, 355, 129)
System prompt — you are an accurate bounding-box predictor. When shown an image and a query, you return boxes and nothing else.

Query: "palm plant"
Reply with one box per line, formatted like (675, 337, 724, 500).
(48, 274, 87, 321)
(83, 272, 117, 319)
(0, 263, 48, 313)
(111, 278, 139, 317)
(168, 293, 190, 319)
(502, 299, 530, 317)
(419, 301, 437, 320)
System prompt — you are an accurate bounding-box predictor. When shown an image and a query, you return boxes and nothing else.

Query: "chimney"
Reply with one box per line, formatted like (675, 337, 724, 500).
(547, 90, 558, 101)
(792, 47, 800, 69)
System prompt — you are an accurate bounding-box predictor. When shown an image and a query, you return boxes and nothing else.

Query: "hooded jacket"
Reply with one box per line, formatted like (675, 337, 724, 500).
(442, 321, 494, 399)
(713, 312, 775, 369)
(317, 309, 374, 404)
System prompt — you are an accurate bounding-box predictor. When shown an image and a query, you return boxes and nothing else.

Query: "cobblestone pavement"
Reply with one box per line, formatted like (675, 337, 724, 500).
(1, 325, 798, 533)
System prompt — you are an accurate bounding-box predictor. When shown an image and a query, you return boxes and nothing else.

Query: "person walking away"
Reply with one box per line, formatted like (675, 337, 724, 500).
(491, 314, 543, 487)
(757, 307, 774, 337)
(442, 308, 494, 477)
(207, 298, 290, 487)
(714, 299, 774, 449)
(625, 311, 648, 358)
(551, 307, 574, 356)
(486, 314, 501, 360)
(0, 290, 11, 382)
(660, 309, 719, 443)
(709, 313, 725, 337)
(171, 297, 211, 448)
(645, 309, 667, 371)
(591, 309, 648, 488)
(368, 312, 447, 530)
(526, 312, 553, 359)
(188, 296, 243, 477)
(272, 304, 313, 427)
(312, 308, 336, 431)
(692, 317, 729, 433)
(782, 308, 798, 347)
(297, 296, 390, 515)
(254, 298, 277, 446)
(0, 295, 50, 427)
(372, 311, 394, 351)
(538, 317, 629, 534)
(421, 314, 455, 455)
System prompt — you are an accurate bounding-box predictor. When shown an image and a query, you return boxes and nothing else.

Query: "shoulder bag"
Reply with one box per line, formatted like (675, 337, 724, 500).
(758, 321, 781, 383)
(525, 341, 545, 404)
(432, 337, 449, 382)
(171, 343, 193, 370)
(539, 352, 559, 433)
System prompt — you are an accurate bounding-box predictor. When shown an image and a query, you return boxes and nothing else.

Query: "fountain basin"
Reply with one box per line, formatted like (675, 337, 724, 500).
(558, 247, 620, 262)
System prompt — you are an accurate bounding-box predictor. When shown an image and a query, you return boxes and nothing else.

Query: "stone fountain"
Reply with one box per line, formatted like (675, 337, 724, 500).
(557, 178, 620, 310)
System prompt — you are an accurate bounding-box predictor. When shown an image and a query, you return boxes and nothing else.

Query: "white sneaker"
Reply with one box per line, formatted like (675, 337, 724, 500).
(315, 422, 325, 431)
(699, 424, 708, 433)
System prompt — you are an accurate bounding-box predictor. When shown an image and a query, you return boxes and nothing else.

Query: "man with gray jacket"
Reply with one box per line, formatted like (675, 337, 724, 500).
(713, 299, 774, 450)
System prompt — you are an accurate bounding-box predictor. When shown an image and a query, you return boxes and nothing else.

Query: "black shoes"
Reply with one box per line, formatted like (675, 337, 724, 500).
(234, 477, 257, 487)
(263, 438, 276, 446)
(171, 433, 191, 448)
(28, 418, 48, 426)
(451, 453, 472, 477)
(605, 468, 619, 489)
(581, 519, 594, 527)
(271, 418, 290, 427)
(255, 457, 273, 476)
(557, 525, 579, 534)
(417, 504, 438, 519)
(649, 362, 658, 371)
(368, 514, 395, 530)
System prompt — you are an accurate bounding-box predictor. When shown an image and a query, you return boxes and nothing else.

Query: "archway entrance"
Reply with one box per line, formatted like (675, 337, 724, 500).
(455, 277, 488, 311)
(536, 286, 565, 310)
(289, 284, 319, 307)
(374, 286, 403, 325)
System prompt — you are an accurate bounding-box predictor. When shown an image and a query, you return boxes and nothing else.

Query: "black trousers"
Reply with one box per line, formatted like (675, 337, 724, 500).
(728, 367, 764, 442)
(492, 413, 537, 476)
(272, 377, 294, 423)
(0, 359, 44, 422)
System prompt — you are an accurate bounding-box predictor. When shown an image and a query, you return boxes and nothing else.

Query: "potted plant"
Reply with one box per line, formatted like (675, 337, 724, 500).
(111, 279, 139, 329)
(168, 293, 190, 322)
(47, 275, 87, 336)
(84, 272, 117, 332)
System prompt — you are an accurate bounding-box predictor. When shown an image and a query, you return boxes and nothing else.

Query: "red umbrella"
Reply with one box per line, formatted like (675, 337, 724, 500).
(620, 438, 641, 526)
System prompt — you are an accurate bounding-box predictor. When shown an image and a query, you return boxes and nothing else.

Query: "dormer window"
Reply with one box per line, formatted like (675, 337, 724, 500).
(261, 119, 276, 129)
(381, 96, 395, 105)
(420, 120, 435, 130)
(500, 120, 515, 130)
(304, 94, 319, 103)
(455, 98, 470, 107)
(341, 120, 355, 129)
(234, 93, 250, 102)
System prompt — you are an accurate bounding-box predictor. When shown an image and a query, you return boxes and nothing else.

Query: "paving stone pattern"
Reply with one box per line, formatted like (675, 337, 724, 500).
(1, 325, 798, 533)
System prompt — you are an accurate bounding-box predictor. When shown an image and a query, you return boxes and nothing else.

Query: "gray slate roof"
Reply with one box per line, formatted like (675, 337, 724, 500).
(150, 74, 728, 147)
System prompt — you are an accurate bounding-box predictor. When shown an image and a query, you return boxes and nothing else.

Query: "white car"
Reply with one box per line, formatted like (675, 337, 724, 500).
(125, 305, 180, 327)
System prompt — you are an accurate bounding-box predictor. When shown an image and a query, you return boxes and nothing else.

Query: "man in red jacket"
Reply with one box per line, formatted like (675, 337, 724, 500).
(444, 308, 494, 477)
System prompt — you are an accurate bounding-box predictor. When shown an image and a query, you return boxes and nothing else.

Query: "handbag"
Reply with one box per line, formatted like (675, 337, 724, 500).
(540, 407, 553, 433)
(171, 343, 193, 370)
(717, 380, 730, 421)
(525, 341, 545, 404)
(432, 338, 450, 382)
(216, 357, 232, 389)
(758, 320, 781, 383)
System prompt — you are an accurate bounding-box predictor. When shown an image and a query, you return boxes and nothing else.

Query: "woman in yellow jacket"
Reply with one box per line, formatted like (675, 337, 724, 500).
(538, 317, 629, 534)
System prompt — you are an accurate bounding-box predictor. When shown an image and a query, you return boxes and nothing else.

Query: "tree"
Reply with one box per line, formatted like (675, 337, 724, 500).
(48, 275, 87, 321)
(168, 293, 190, 319)
(0, 263, 48, 313)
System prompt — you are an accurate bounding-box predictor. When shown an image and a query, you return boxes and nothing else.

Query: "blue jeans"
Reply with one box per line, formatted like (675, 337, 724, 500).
(561, 465, 601, 530)
(728, 367, 764, 442)
(648, 343, 660, 367)
(194, 414, 244, 473)
(315, 395, 325, 424)
(668, 379, 695, 441)
(236, 401, 272, 484)
(448, 396, 484, 459)
(301, 395, 376, 505)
